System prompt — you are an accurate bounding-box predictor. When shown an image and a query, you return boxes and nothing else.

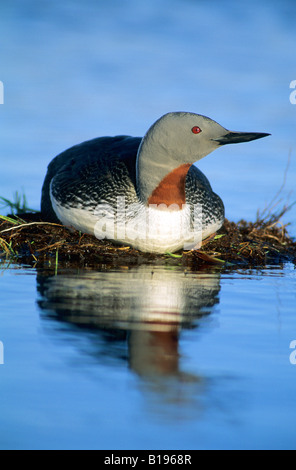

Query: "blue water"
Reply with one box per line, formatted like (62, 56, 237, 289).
(0, 262, 296, 450)
(0, 0, 296, 450)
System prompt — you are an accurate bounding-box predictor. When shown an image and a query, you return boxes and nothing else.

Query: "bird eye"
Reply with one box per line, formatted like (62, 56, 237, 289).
(192, 126, 201, 134)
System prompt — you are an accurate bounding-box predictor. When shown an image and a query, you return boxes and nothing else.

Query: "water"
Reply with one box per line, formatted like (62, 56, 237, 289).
(1, 0, 296, 450)
(0, 262, 296, 450)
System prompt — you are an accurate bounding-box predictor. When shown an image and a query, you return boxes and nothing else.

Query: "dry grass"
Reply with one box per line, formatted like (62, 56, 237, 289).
(0, 209, 295, 269)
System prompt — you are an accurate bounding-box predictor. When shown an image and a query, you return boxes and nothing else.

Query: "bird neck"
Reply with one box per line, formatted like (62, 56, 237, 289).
(136, 135, 191, 209)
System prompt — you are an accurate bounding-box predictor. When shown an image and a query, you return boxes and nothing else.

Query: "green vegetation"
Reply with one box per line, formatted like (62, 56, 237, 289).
(0, 190, 37, 216)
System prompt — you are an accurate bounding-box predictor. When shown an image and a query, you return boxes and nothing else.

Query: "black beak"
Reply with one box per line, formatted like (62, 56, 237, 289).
(215, 131, 271, 145)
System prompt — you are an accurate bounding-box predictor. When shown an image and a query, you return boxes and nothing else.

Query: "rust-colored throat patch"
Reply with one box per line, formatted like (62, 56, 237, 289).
(147, 163, 191, 209)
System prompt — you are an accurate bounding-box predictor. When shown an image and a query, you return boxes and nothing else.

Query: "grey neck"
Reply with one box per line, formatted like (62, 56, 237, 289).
(136, 133, 180, 204)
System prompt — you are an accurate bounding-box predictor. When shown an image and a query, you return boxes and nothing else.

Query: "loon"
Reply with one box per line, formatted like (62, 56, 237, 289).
(41, 112, 269, 253)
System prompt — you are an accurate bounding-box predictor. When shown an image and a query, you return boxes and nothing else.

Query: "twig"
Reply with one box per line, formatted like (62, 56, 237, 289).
(257, 150, 293, 223)
(0, 221, 64, 234)
(37, 241, 66, 252)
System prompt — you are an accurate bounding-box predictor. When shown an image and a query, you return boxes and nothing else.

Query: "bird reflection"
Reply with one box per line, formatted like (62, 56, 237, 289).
(37, 265, 221, 417)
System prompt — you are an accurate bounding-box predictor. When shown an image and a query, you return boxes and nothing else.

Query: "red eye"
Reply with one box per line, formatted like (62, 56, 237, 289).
(192, 126, 201, 134)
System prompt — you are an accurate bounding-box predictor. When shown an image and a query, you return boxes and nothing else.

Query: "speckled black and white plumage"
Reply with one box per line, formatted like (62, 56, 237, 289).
(41, 135, 224, 231)
(41, 136, 140, 222)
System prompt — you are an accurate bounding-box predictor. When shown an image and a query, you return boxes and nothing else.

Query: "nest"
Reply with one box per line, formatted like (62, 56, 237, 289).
(0, 211, 295, 269)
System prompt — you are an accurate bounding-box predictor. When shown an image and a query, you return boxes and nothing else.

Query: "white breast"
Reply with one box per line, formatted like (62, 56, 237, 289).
(51, 189, 220, 253)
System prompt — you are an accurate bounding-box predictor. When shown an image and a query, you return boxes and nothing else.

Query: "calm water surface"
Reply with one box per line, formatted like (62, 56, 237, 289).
(0, 261, 296, 449)
(1, 0, 296, 450)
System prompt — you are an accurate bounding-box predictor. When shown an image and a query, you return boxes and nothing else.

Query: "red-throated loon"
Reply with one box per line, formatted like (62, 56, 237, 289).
(41, 112, 269, 253)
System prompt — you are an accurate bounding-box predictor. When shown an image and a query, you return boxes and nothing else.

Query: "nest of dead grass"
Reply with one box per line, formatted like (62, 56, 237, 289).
(0, 210, 295, 269)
